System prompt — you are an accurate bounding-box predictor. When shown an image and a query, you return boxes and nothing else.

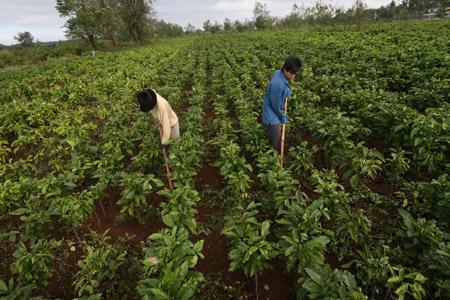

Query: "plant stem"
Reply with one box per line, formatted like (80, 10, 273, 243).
(73, 226, 82, 245)
(99, 198, 107, 218)
(93, 208, 102, 230)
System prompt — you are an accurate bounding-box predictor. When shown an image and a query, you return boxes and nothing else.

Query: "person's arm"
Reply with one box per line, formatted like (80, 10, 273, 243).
(269, 82, 287, 124)
(159, 109, 171, 145)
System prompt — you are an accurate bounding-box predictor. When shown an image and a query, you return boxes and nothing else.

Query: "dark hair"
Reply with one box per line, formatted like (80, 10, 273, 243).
(282, 56, 302, 74)
(137, 89, 157, 112)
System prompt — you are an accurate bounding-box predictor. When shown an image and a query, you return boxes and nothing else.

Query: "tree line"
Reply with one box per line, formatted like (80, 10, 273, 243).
(207, 0, 450, 33)
(6, 0, 450, 50)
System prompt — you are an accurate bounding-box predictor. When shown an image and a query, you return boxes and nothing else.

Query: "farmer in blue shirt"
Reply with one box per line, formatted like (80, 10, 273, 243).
(262, 56, 302, 153)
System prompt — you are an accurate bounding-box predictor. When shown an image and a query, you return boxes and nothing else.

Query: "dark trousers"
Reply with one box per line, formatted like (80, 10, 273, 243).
(266, 124, 281, 153)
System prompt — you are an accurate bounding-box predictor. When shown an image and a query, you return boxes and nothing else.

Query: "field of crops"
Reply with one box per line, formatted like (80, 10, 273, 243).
(1, 19, 449, 299)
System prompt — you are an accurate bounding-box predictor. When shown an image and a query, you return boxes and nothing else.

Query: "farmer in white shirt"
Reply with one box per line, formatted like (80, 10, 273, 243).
(137, 89, 180, 152)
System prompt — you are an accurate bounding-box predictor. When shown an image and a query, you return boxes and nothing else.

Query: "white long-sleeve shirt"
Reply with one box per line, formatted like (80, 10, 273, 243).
(150, 91, 178, 145)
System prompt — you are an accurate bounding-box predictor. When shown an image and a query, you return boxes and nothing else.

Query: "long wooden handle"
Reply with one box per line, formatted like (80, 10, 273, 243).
(280, 97, 288, 168)
(158, 122, 173, 191)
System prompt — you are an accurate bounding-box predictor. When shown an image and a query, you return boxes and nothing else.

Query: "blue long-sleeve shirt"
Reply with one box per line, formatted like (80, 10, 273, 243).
(262, 70, 292, 125)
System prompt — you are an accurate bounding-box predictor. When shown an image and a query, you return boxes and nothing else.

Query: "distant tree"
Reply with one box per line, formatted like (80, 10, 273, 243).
(310, 0, 335, 27)
(98, 0, 123, 47)
(335, 7, 350, 29)
(223, 18, 233, 32)
(365, 8, 378, 22)
(284, 3, 305, 28)
(378, 1, 398, 20)
(232, 19, 253, 32)
(117, 0, 155, 44)
(57, 0, 155, 47)
(352, 0, 367, 31)
(398, 6, 411, 29)
(56, 0, 103, 49)
(402, 0, 425, 16)
(184, 23, 196, 34)
(203, 20, 212, 33)
(14, 31, 34, 46)
(211, 21, 222, 33)
(234, 20, 245, 32)
(253, 1, 271, 30)
(154, 20, 183, 37)
(269, 16, 283, 30)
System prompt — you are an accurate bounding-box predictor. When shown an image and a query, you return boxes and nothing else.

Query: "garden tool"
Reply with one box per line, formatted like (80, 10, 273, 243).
(280, 97, 288, 167)
(158, 122, 173, 191)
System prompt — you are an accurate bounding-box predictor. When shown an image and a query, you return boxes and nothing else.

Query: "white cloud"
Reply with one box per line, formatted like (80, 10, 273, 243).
(16, 14, 65, 27)
(213, 0, 254, 12)
(0, 33, 15, 46)
(266, 1, 299, 17)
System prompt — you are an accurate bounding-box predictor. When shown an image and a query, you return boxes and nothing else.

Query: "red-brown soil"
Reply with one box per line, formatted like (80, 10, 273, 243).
(195, 165, 224, 190)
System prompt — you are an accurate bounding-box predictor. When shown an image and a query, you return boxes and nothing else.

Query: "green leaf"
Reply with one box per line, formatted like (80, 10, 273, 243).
(394, 125, 405, 132)
(305, 268, 322, 285)
(414, 137, 422, 147)
(308, 199, 324, 212)
(388, 275, 402, 286)
(0, 230, 20, 240)
(372, 150, 385, 161)
(0, 279, 7, 292)
(150, 287, 171, 299)
(261, 221, 270, 238)
(312, 235, 330, 247)
(66, 181, 77, 189)
(340, 260, 356, 269)
(411, 283, 424, 299)
(162, 271, 178, 294)
(276, 218, 293, 226)
(338, 284, 351, 298)
(416, 274, 426, 283)
(350, 174, 359, 188)
(149, 233, 162, 240)
(9, 208, 28, 215)
(162, 214, 175, 228)
(177, 283, 196, 300)
(283, 235, 296, 245)
(410, 127, 420, 138)
(342, 169, 353, 180)
(395, 283, 409, 295)
(314, 226, 335, 238)
(302, 280, 322, 294)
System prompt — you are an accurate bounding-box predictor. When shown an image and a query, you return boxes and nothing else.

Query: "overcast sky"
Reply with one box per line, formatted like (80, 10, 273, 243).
(0, 0, 394, 45)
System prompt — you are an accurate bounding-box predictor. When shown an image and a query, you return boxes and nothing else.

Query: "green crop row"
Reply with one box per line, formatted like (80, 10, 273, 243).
(1, 20, 449, 299)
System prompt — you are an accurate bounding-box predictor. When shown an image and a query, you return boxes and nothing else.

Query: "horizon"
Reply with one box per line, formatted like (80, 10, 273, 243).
(0, 0, 398, 46)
